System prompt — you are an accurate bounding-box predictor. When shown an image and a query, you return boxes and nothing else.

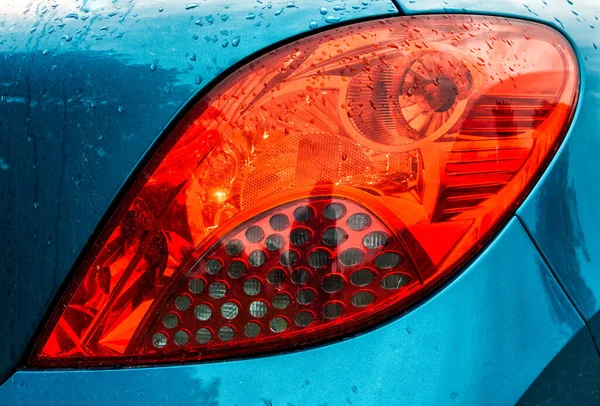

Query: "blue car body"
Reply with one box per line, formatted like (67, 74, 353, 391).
(0, 0, 599, 404)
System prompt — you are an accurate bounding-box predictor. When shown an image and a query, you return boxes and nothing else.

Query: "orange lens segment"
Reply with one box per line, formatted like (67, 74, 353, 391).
(31, 15, 578, 366)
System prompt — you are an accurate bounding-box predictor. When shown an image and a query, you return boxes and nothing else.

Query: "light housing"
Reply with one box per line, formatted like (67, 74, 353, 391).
(30, 15, 579, 366)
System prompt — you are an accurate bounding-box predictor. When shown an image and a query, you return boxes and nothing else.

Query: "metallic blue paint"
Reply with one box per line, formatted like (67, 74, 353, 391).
(396, 0, 600, 347)
(0, 0, 398, 381)
(2, 0, 600, 401)
(2, 219, 598, 405)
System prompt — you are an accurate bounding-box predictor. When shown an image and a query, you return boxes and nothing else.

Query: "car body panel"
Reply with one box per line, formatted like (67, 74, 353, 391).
(0, 0, 398, 381)
(396, 0, 600, 346)
(1, 219, 597, 405)
(3, 0, 600, 401)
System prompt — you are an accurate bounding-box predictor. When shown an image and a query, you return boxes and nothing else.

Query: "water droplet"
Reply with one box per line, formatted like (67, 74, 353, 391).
(118, 105, 124, 113)
(232, 37, 240, 47)
(33, 201, 39, 209)
(221, 39, 229, 48)
(309, 20, 318, 29)
(333, 5, 344, 11)
(206, 14, 214, 24)
(190, 53, 197, 61)
(185, 3, 199, 10)
(246, 12, 256, 20)
(221, 14, 229, 21)
(65, 13, 79, 19)
(158, 7, 164, 12)
(42, 50, 49, 56)
(150, 63, 157, 71)
(325, 16, 341, 24)
(195, 75, 203, 85)
(320, 7, 327, 15)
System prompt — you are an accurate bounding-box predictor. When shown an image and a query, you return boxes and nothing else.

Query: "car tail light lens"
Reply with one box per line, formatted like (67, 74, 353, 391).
(30, 15, 578, 366)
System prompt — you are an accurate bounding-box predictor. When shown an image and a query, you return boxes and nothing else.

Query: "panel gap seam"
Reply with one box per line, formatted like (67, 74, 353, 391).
(515, 215, 600, 358)
(390, 0, 407, 14)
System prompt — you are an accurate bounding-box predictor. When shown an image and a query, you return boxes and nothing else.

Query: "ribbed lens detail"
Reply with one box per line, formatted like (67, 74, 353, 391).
(265, 234, 285, 251)
(34, 15, 580, 368)
(225, 239, 244, 257)
(363, 231, 388, 249)
(347, 213, 371, 231)
(227, 260, 246, 279)
(269, 214, 289, 231)
(322, 227, 348, 247)
(308, 249, 331, 269)
(290, 227, 311, 246)
(245, 225, 264, 243)
(293, 205, 315, 223)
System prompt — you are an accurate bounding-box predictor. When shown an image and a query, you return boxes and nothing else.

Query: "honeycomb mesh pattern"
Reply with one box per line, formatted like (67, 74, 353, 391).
(238, 133, 374, 210)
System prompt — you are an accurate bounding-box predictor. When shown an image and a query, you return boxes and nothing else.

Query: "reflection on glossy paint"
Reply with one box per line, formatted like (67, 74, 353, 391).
(0, 219, 591, 405)
(397, 0, 600, 368)
(0, 0, 400, 382)
(530, 150, 595, 316)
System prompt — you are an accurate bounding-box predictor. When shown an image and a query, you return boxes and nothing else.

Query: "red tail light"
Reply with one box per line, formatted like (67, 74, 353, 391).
(30, 15, 578, 366)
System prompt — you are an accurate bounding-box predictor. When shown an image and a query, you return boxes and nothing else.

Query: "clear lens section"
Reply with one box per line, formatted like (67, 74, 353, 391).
(31, 15, 578, 366)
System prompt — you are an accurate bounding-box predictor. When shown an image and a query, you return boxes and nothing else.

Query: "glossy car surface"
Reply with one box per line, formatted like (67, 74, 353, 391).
(1, 0, 599, 404)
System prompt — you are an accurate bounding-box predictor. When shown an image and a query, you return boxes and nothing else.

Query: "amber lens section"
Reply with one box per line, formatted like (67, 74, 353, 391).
(31, 15, 578, 366)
